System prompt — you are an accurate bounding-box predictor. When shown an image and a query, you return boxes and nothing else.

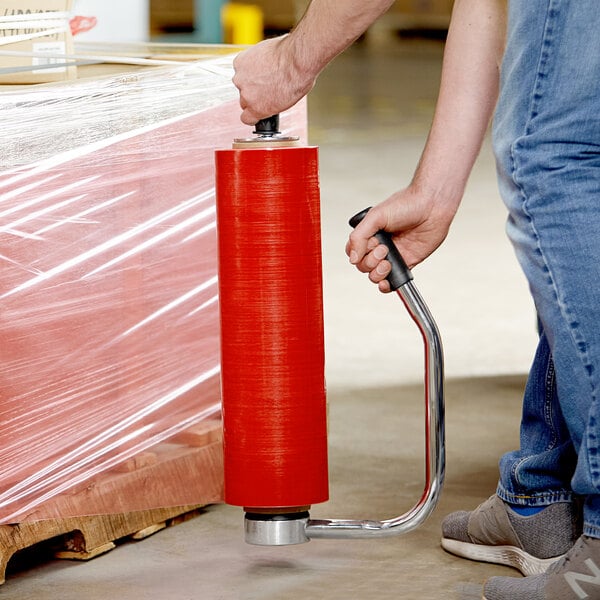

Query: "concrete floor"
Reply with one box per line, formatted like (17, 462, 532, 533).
(3, 29, 540, 600)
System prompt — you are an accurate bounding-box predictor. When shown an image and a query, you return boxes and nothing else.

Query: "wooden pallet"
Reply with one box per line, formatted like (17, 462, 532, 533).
(0, 419, 223, 585)
(0, 504, 205, 584)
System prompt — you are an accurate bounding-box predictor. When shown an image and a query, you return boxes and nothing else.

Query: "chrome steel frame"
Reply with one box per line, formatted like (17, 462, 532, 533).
(305, 280, 445, 539)
(244, 280, 445, 544)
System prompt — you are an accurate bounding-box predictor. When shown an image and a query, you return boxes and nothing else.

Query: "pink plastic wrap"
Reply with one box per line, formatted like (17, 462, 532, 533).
(0, 45, 307, 523)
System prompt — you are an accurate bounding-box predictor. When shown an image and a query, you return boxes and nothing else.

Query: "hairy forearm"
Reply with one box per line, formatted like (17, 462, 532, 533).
(413, 0, 507, 211)
(288, 0, 396, 76)
(346, 0, 507, 273)
(233, 0, 395, 123)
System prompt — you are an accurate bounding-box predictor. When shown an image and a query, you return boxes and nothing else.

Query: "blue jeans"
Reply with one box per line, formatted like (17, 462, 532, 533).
(492, 0, 600, 537)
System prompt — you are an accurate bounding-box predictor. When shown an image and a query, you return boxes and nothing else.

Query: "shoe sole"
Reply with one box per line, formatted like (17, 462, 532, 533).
(441, 537, 563, 576)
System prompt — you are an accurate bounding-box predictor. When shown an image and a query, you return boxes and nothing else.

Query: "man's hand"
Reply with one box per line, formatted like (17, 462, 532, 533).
(346, 185, 457, 292)
(233, 35, 316, 125)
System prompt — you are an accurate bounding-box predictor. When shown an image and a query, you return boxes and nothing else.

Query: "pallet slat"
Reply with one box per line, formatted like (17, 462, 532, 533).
(0, 504, 205, 583)
(0, 420, 223, 585)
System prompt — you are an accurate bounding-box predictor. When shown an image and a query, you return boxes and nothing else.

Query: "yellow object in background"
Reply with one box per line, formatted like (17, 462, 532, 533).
(222, 2, 264, 45)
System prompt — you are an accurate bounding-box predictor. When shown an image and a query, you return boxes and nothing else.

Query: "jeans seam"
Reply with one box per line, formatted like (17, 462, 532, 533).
(523, 0, 558, 137)
(511, 455, 529, 489)
(504, 1, 556, 165)
(497, 484, 573, 506)
(506, 0, 558, 301)
(544, 356, 558, 451)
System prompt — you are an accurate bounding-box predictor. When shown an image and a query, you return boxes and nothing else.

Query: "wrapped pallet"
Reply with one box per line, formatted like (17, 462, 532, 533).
(0, 43, 307, 528)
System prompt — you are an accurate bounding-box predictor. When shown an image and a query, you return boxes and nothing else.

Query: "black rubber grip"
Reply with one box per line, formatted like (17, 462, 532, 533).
(253, 115, 280, 136)
(349, 207, 413, 291)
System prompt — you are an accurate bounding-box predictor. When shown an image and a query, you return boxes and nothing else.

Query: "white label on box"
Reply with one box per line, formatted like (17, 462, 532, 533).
(32, 41, 66, 73)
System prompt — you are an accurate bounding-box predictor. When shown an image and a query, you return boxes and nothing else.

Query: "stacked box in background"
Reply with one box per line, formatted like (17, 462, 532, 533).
(0, 45, 307, 523)
(0, 0, 76, 84)
(149, 0, 194, 33)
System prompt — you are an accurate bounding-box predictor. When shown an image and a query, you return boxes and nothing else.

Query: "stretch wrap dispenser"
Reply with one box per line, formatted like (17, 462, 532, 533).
(215, 144, 329, 510)
(216, 122, 444, 546)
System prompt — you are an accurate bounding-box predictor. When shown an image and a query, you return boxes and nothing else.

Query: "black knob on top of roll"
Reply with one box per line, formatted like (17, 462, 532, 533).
(253, 115, 281, 137)
(349, 207, 413, 291)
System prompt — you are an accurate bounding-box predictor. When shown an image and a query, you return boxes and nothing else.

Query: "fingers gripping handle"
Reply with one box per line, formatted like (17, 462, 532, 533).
(349, 208, 413, 291)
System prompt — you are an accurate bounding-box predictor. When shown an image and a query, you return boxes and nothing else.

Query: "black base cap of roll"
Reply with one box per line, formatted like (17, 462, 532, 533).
(245, 511, 310, 521)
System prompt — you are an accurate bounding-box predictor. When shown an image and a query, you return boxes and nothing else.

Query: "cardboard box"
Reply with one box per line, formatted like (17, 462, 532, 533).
(0, 0, 76, 84)
(149, 0, 194, 33)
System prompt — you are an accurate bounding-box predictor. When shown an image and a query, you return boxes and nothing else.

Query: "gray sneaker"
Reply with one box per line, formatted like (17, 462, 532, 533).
(441, 495, 581, 576)
(483, 535, 600, 599)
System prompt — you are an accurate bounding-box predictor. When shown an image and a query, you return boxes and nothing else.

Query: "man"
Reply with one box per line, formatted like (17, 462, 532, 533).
(233, 2, 600, 598)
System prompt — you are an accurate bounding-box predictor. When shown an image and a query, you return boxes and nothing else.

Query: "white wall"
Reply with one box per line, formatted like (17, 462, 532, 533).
(72, 0, 149, 42)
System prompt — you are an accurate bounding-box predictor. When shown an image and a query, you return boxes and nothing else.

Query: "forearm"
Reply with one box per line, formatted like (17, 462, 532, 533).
(413, 0, 506, 213)
(347, 0, 507, 277)
(233, 0, 395, 123)
(288, 0, 396, 77)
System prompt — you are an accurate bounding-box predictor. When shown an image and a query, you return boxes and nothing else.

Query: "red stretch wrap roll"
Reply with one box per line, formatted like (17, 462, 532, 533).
(215, 146, 329, 509)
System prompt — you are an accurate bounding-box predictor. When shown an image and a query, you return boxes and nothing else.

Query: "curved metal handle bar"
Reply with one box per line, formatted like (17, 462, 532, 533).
(305, 280, 445, 539)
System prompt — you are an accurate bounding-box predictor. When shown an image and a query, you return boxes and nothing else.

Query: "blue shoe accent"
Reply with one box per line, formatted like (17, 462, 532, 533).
(508, 504, 546, 516)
